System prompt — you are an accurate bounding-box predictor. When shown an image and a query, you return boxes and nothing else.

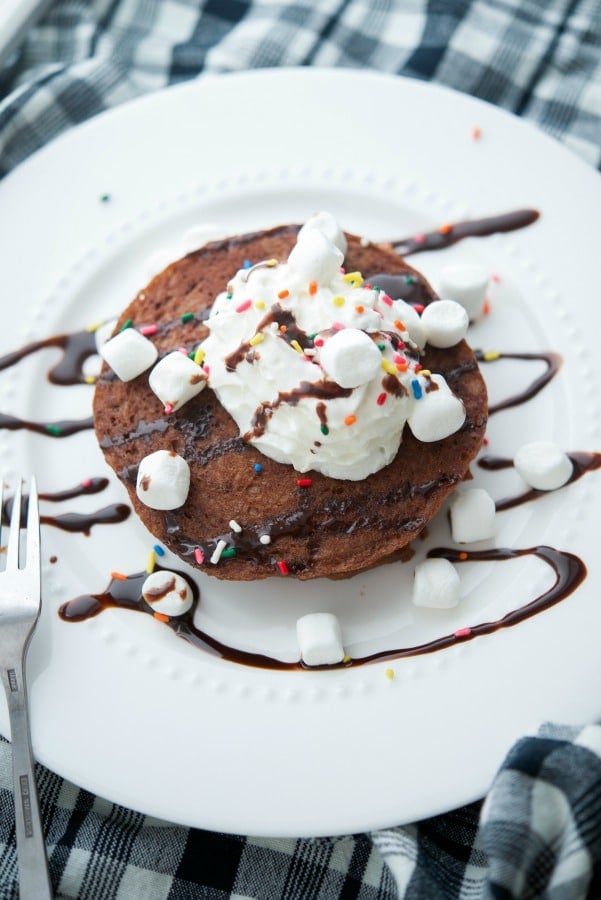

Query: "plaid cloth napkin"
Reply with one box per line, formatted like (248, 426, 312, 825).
(2, 724, 601, 899)
(1, 2, 601, 898)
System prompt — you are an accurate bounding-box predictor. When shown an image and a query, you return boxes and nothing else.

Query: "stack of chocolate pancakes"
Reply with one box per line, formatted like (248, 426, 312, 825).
(93, 224, 488, 580)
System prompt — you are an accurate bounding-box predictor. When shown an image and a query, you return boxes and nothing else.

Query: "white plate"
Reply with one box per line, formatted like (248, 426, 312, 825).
(1, 69, 600, 837)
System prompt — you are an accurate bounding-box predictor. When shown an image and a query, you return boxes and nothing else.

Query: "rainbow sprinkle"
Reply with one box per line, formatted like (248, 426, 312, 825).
(210, 539, 227, 564)
(236, 299, 252, 313)
(276, 560, 290, 576)
(296, 478, 312, 487)
(194, 547, 205, 565)
(181, 312, 194, 323)
(146, 551, 156, 574)
(411, 379, 423, 399)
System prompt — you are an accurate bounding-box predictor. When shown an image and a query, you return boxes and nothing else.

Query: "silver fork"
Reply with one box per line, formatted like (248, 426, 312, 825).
(0, 477, 53, 899)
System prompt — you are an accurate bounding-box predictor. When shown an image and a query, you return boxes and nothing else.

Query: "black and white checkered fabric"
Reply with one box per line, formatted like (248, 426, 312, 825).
(3, 723, 601, 898)
(1, 2, 601, 897)
(1, 0, 599, 178)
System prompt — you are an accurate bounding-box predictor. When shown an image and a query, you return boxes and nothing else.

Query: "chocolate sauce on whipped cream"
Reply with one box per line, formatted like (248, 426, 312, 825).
(247, 380, 352, 440)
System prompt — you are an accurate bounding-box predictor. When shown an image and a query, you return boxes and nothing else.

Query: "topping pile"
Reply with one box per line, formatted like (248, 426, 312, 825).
(200, 212, 467, 482)
(100, 212, 472, 508)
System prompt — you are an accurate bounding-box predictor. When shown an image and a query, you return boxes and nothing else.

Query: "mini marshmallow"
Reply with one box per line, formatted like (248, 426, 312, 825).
(148, 351, 207, 412)
(319, 328, 382, 388)
(514, 441, 573, 491)
(413, 558, 460, 609)
(82, 354, 103, 380)
(450, 488, 496, 543)
(391, 299, 427, 350)
(421, 299, 469, 349)
(136, 449, 190, 510)
(407, 374, 466, 442)
(142, 570, 193, 616)
(438, 263, 489, 320)
(297, 211, 347, 254)
(287, 228, 344, 285)
(296, 613, 345, 667)
(100, 328, 158, 381)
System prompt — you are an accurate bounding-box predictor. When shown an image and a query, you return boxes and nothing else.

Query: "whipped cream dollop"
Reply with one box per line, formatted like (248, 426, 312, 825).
(200, 212, 466, 480)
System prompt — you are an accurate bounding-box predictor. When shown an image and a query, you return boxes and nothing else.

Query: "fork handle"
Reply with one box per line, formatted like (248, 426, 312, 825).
(2, 662, 53, 899)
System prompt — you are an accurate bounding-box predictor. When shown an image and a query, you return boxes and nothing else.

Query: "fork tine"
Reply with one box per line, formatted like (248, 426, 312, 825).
(26, 476, 41, 582)
(6, 477, 22, 571)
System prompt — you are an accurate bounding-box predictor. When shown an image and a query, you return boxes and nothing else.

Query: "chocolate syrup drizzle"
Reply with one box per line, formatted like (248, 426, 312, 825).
(0, 329, 98, 384)
(1, 478, 131, 535)
(393, 209, 540, 257)
(58, 544, 586, 669)
(475, 350, 562, 415)
(478, 451, 601, 511)
(364, 273, 435, 308)
(0, 412, 94, 437)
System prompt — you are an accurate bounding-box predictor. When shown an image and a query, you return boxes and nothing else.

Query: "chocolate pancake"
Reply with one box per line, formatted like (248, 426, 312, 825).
(94, 225, 488, 580)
